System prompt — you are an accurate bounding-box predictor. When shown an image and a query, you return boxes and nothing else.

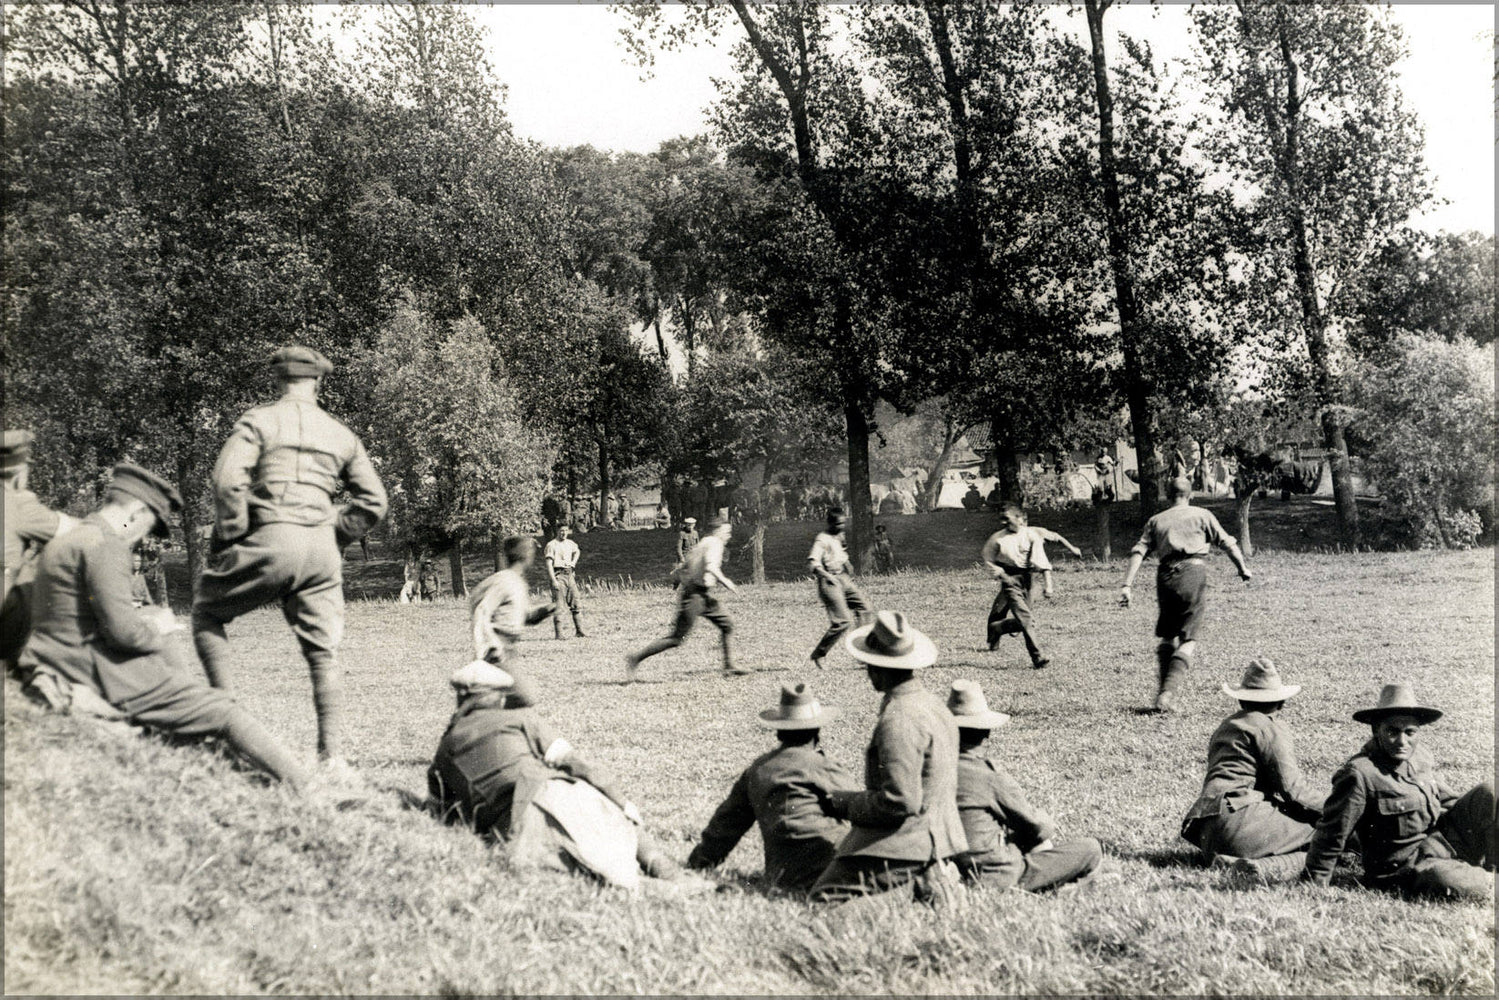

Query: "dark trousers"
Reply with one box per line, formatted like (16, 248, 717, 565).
(0, 582, 33, 671)
(809, 855, 955, 904)
(634, 583, 734, 670)
(986, 568, 1042, 661)
(811, 574, 869, 660)
(551, 571, 583, 637)
(1183, 801, 1317, 859)
(1388, 781, 1496, 902)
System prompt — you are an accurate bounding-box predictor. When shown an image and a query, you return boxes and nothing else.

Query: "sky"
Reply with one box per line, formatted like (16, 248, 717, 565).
(473, 3, 1495, 236)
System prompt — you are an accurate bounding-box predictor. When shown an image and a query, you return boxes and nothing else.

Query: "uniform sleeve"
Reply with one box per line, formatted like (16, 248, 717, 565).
(987, 763, 1057, 851)
(335, 440, 388, 545)
(1130, 518, 1155, 558)
(211, 417, 264, 542)
(538, 717, 627, 809)
(82, 539, 164, 655)
(1303, 765, 1365, 885)
(1204, 511, 1236, 549)
(688, 768, 757, 870)
(835, 709, 927, 827)
(11, 491, 61, 544)
(1262, 725, 1324, 822)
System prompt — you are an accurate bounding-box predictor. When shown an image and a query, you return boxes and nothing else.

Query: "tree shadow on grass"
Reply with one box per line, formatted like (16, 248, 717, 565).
(1114, 845, 1209, 870)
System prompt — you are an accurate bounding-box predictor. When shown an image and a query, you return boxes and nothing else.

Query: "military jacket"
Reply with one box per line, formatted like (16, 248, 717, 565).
(828, 678, 967, 862)
(1183, 710, 1324, 827)
(955, 751, 1056, 874)
(1303, 740, 1458, 886)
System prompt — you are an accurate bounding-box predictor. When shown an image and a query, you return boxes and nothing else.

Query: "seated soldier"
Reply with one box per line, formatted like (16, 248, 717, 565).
(948, 679, 1102, 891)
(19, 463, 308, 790)
(427, 660, 688, 891)
(1302, 684, 1494, 902)
(1181, 658, 1324, 884)
(687, 682, 857, 892)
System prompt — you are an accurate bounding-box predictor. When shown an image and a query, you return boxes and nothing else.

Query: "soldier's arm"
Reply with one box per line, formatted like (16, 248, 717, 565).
(988, 762, 1057, 852)
(1262, 726, 1324, 822)
(335, 441, 388, 546)
(688, 768, 757, 870)
(211, 418, 263, 543)
(1302, 766, 1364, 885)
(82, 540, 166, 655)
(827, 712, 925, 827)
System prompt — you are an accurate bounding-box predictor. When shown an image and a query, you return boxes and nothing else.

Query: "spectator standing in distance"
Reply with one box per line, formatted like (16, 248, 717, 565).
(1, 430, 80, 671)
(192, 346, 388, 765)
(873, 524, 896, 574)
(1120, 476, 1251, 713)
(962, 483, 984, 511)
(807, 508, 870, 670)
(418, 556, 441, 601)
(543, 523, 586, 639)
(626, 518, 747, 681)
(672, 516, 699, 588)
(129, 551, 155, 608)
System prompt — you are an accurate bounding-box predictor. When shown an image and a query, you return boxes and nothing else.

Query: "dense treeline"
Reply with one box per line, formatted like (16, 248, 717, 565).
(4, 2, 1493, 575)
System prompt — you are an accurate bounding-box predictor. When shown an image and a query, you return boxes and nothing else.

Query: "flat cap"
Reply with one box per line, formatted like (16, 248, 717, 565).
(270, 345, 333, 378)
(450, 660, 515, 692)
(1, 429, 35, 471)
(110, 463, 183, 538)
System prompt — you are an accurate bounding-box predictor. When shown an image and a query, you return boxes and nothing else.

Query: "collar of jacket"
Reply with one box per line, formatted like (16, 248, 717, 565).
(881, 676, 924, 706)
(1358, 737, 1420, 777)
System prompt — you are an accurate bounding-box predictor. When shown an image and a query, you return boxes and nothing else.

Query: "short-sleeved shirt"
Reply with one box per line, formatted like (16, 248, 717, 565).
(4, 487, 62, 599)
(981, 527, 1064, 572)
(543, 538, 580, 571)
(468, 568, 531, 660)
(807, 531, 851, 576)
(682, 535, 725, 589)
(1131, 504, 1234, 564)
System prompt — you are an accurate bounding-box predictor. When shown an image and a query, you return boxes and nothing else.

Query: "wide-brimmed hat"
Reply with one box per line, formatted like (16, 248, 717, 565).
(947, 679, 1010, 730)
(1, 429, 35, 471)
(759, 682, 837, 730)
(110, 463, 182, 538)
(450, 660, 515, 692)
(271, 344, 333, 378)
(1352, 683, 1442, 726)
(845, 610, 937, 669)
(1222, 657, 1301, 702)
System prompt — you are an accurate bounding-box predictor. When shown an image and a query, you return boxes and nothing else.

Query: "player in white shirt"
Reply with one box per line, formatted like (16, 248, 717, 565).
(980, 504, 1081, 669)
(625, 519, 749, 681)
(807, 508, 870, 668)
(543, 523, 586, 639)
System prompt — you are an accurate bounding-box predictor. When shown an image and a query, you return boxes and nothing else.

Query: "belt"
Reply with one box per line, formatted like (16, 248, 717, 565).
(555, 567, 576, 574)
(1161, 556, 1206, 569)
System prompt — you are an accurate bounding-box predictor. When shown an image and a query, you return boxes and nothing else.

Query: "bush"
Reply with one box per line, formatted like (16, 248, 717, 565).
(1350, 334, 1495, 549)
(1017, 466, 1086, 512)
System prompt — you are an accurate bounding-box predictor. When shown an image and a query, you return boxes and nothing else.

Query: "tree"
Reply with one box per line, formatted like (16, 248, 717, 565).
(677, 352, 842, 582)
(1348, 230, 1496, 352)
(363, 300, 554, 595)
(1193, 1, 1433, 542)
(1350, 334, 1495, 548)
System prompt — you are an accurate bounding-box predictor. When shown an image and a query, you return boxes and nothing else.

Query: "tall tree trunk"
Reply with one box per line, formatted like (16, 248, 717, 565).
(920, 422, 970, 512)
(990, 418, 1020, 503)
(1095, 501, 1112, 562)
(1271, 5, 1358, 542)
(492, 529, 502, 573)
(448, 539, 467, 598)
(1235, 491, 1255, 558)
(1085, 0, 1161, 516)
(843, 393, 875, 575)
(597, 437, 612, 528)
(176, 457, 205, 607)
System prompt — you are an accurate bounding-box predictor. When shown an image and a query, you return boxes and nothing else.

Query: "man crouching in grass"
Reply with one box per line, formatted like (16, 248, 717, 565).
(19, 463, 310, 791)
(428, 660, 699, 892)
(686, 681, 857, 892)
(947, 679, 1102, 891)
(1301, 684, 1494, 902)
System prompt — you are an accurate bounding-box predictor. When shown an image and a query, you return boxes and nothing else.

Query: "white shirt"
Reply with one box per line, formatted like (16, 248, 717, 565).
(468, 568, 530, 660)
(808, 531, 851, 575)
(683, 534, 725, 588)
(981, 526, 1065, 572)
(544, 538, 580, 571)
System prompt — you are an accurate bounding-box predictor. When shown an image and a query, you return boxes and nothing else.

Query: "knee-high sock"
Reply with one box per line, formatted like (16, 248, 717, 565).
(1156, 643, 1175, 692)
(192, 609, 234, 689)
(223, 710, 309, 790)
(305, 649, 343, 760)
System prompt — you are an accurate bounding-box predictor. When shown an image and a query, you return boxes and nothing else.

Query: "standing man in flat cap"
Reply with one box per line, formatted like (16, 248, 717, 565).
(193, 346, 388, 766)
(1, 429, 79, 671)
(21, 464, 309, 789)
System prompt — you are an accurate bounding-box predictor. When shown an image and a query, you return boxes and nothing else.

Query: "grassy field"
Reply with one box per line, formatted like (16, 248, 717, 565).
(6, 546, 1494, 994)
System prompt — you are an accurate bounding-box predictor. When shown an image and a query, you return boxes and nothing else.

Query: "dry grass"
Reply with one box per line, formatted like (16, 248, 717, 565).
(6, 547, 1494, 995)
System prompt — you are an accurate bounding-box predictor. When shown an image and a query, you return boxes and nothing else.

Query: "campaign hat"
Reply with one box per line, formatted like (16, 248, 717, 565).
(759, 682, 837, 730)
(110, 463, 182, 538)
(1222, 657, 1301, 702)
(845, 610, 937, 670)
(1352, 683, 1442, 726)
(947, 679, 1011, 730)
